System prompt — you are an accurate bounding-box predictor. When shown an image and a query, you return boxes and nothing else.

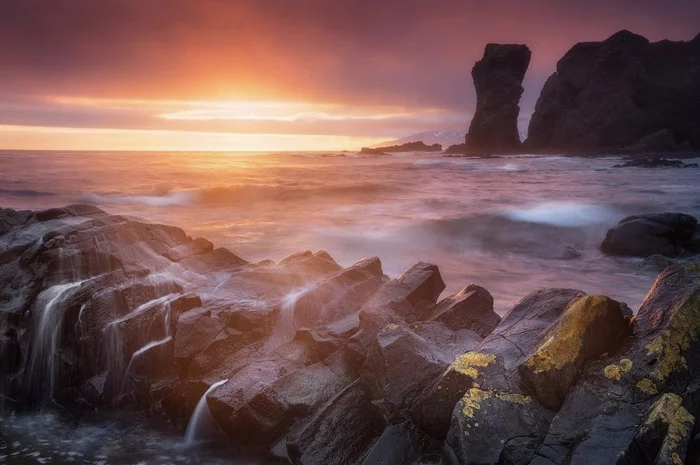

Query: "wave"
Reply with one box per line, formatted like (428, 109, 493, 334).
(78, 183, 393, 208)
(0, 188, 55, 197)
(501, 201, 620, 227)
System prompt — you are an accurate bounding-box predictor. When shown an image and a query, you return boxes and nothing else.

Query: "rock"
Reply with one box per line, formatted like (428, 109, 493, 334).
(359, 147, 390, 156)
(427, 285, 500, 337)
(601, 213, 698, 257)
(286, 380, 386, 465)
(613, 157, 699, 168)
(518, 295, 632, 410)
(361, 322, 481, 420)
(415, 288, 583, 440)
(361, 421, 441, 465)
(443, 143, 467, 155)
(558, 246, 582, 260)
(368, 142, 443, 153)
(396, 262, 446, 319)
(622, 129, 693, 153)
(164, 237, 214, 262)
(465, 43, 531, 155)
(530, 264, 700, 464)
(526, 30, 700, 153)
(643, 254, 678, 272)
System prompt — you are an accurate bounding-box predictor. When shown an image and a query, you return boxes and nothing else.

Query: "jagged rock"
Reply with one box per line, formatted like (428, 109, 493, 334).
(623, 129, 693, 153)
(526, 30, 700, 153)
(415, 288, 583, 440)
(529, 264, 700, 465)
(427, 285, 500, 337)
(286, 380, 386, 465)
(465, 43, 531, 155)
(361, 322, 481, 420)
(164, 237, 214, 262)
(518, 295, 632, 410)
(359, 147, 390, 156)
(601, 213, 698, 257)
(361, 421, 441, 465)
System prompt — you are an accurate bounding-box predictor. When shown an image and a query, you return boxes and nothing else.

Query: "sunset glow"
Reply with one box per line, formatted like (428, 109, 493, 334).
(2, 0, 699, 151)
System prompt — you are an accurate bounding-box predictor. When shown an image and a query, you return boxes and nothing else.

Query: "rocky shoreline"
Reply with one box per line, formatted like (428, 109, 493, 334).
(1, 205, 700, 464)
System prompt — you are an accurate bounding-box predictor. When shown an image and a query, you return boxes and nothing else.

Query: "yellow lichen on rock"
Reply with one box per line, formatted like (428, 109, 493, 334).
(461, 388, 491, 418)
(460, 387, 532, 418)
(663, 403, 695, 454)
(450, 352, 496, 379)
(603, 358, 633, 381)
(645, 292, 700, 384)
(635, 378, 659, 395)
(524, 296, 610, 374)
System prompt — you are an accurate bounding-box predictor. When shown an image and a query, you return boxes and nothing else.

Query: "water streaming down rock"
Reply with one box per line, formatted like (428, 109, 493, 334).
(184, 379, 229, 445)
(22, 281, 84, 405)
(102, 293, 181, 401)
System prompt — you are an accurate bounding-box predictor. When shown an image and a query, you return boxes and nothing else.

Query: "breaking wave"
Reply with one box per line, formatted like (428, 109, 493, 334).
(501, 201, 620, 227)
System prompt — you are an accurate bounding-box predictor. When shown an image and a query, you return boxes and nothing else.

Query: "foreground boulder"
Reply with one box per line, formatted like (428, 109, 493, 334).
(465, 43, 531, 155)
(601, 213, 698, 257)
(526, 30, 700, 153)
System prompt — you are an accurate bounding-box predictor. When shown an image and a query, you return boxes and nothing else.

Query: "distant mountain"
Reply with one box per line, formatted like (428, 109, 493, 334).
(373, 131, 465, 148)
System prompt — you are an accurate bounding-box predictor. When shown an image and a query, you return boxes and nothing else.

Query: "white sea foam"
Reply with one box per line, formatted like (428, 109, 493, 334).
(502, 201, 619, 227)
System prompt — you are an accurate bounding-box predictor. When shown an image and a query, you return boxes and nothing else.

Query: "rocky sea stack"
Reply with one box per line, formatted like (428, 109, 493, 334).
(526, 30, 700, 153)
(464, 44, 531, 155)
(2, 205, 700, 464)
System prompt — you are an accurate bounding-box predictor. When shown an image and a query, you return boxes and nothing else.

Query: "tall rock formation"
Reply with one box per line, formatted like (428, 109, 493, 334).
(526, 30, 700, 153)
(465, 44, 531, 155)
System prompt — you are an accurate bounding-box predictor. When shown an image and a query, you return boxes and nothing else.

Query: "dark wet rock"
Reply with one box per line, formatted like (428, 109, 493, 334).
(293, 256, 385, 331)
(164, 237, 214, 262)
(643, 254, 678, 272)
(369, 142, 443, 153)
(286, 380, 386, 465)
(427, 285, 500, 337)
(602, 213, 698, 257)
(361, 421, 441, 465)
(529, 264, 700, 465)
(278, 250, 344, 277)
(397, 262, 446, 319)
(361, 322, 481, 420)
(526, 30, 700, 153)
(465, 43, 531, 155)
(518, 295, 632, 410)
(613, 157, 699, 169)
(414, 288, 583, 440)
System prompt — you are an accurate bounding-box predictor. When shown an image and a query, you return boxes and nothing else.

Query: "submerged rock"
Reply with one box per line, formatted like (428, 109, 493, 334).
(465, 43, 531, 155)
(613, 158, 699, 169)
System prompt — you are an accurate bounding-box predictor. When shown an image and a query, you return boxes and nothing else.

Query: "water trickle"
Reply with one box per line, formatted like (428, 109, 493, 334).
(102, 293, 180, 400)
(184, 379, 229, 445)
(23, 281, 84, 405)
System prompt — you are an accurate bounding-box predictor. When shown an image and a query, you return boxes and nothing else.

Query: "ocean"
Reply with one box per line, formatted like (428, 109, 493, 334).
(2, 149, 700, 463)
(2, 149, 699, 313)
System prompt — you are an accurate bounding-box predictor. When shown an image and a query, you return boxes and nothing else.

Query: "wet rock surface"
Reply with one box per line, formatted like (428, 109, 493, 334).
(601, 212, 699, 257)
(2, 205, 700, 464)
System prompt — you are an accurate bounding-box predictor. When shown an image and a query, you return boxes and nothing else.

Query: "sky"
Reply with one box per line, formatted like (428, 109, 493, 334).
(1, 0, 699, 151)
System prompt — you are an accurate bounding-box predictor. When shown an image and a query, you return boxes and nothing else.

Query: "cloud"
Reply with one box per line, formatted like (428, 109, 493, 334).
(0, 0, 698, 140)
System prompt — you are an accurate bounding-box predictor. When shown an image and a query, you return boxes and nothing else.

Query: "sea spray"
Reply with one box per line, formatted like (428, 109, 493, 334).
(184, 379, 229, 445)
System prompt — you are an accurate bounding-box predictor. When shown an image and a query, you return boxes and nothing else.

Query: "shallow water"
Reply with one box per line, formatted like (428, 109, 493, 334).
(2, 150, 699, 313)
(0, 411, 240, 464)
